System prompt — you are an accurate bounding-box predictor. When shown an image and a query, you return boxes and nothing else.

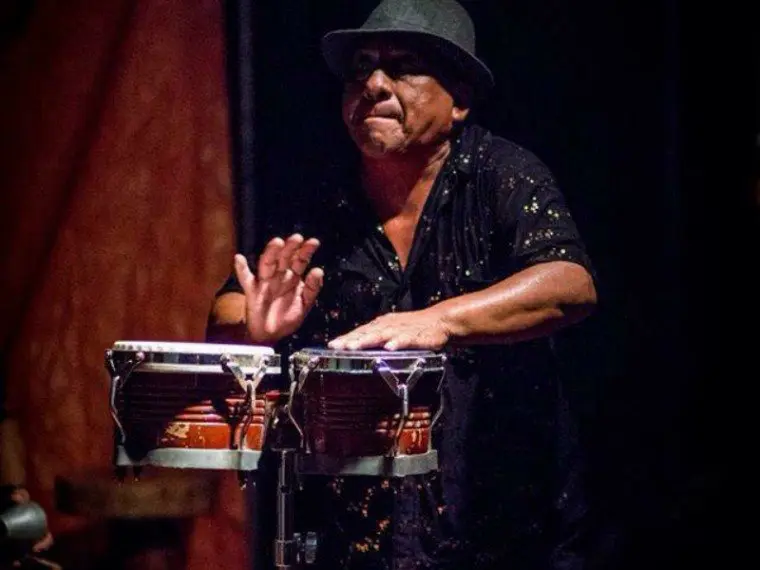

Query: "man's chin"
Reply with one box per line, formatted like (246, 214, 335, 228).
(356, 137, 405, 158)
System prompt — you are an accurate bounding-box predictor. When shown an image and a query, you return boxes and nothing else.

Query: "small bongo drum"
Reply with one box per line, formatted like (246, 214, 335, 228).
(288, 348, 446, 477)
(106, 341, 281, 471)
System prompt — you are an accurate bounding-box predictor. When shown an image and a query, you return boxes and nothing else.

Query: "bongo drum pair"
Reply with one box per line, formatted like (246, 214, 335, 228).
(106, 342, 446, 477)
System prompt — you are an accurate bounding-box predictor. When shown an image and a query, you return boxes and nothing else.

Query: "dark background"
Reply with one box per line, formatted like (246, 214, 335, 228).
(3, 0, 749, 567)
(224, 0, 757, 568)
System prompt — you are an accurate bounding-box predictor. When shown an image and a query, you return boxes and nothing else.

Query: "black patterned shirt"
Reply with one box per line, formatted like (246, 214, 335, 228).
(220, 123, 595, 570)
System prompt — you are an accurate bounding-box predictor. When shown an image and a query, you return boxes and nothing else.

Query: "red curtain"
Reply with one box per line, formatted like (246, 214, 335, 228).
(0, 0, 248, 567)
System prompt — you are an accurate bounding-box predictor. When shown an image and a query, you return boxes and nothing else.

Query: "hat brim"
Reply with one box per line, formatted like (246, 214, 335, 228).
(321, 29, 494, 98)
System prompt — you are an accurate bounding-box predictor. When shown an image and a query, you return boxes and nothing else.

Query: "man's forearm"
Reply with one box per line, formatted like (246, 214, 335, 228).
(438, 261, 597, 345)
(205, 292, 249, 344)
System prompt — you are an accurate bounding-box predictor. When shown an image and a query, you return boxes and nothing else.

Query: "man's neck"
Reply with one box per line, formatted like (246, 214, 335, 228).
(361, 141, 451, 221)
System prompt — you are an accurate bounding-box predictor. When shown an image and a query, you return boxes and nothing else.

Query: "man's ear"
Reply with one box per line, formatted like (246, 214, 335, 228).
(452, 104, 471, 123)
(452, 82, 473, 123)
(451, 82, 474, 117)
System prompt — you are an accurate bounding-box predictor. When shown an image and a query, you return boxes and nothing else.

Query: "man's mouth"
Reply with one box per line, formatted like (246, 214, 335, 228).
(364, 115, 398, 122)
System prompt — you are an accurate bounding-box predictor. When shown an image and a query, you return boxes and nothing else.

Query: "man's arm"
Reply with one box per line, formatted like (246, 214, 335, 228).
(205, 292, 249, 344)
(328, 260, 596, 351)
(437, 259, 596, 345)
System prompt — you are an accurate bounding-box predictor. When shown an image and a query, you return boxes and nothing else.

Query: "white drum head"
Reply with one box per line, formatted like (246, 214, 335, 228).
(289, 347, 445, 374)
(107, 340, 281, 374)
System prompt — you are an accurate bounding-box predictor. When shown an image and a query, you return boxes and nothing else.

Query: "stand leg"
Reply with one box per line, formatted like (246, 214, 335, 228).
(274, 450, 297, 570)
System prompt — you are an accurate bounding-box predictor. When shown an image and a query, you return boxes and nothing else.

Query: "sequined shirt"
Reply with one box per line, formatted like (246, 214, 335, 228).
(220, 124, 594, 570)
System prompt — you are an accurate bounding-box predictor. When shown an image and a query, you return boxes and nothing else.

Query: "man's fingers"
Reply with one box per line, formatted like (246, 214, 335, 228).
(302, 267, 324, 310)
(234, 254, 256, 292)
(257, 238, 285, 279)
(329, 322, 376, 349)
(347, 330, 390, 350)
(384, 333, 416, 351)
(278, 234, 305, 273)
(291, 238, 321, 276)
(249, 235, 320, 282)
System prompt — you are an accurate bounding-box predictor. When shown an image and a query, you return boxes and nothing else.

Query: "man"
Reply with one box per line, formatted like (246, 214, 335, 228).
(208, 0, 598, 568)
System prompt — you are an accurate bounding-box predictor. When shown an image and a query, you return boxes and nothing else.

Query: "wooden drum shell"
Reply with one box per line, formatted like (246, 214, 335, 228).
(291, 349, 445, 460)
(115, 371, 268, 457)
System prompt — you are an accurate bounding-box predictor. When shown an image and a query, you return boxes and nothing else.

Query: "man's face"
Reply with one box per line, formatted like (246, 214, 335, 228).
(341, 39, 470, 158)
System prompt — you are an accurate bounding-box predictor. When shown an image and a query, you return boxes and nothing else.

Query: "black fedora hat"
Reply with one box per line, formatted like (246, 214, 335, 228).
(321, 0, 494, 96)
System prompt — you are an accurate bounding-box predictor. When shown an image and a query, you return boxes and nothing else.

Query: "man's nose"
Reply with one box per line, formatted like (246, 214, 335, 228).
(362, 68, 393, 99)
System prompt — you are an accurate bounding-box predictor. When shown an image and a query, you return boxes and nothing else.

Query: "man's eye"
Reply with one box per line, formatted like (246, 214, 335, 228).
(347, 56, 426, 81)
(390, 58, 421, 75)
(348, 60, 374, 80)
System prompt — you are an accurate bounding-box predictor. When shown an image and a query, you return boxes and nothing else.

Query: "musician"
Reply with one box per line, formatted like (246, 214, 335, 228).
(208, 0, 598, 568)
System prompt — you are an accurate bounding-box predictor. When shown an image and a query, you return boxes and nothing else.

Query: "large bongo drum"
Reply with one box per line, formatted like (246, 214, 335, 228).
(105, 341, 281, 471)
(288, 348, 446, 477)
